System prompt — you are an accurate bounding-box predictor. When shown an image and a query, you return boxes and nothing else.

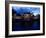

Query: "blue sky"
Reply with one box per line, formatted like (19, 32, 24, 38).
(12, 7, 40, 16)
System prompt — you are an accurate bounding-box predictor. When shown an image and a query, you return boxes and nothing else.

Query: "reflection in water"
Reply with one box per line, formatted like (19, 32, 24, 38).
(12, 19, 40, 31)
(31, 21, 40, 30)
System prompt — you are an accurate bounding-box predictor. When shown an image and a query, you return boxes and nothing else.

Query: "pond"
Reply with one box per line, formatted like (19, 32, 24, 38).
(12, 19, 40, 31)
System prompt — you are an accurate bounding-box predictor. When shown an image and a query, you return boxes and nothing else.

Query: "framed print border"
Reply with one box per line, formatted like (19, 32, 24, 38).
(5, 1, 45, 37)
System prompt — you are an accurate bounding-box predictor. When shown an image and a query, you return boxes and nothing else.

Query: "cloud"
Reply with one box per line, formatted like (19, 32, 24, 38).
(12, 7, 40, 15)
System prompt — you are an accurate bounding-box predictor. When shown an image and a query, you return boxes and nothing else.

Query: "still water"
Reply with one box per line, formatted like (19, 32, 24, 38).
(12, 19, 40, 31)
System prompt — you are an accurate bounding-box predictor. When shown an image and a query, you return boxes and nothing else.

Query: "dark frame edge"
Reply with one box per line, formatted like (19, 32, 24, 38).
(5, 1, 9, 38)
(43, 3, 45, 35)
